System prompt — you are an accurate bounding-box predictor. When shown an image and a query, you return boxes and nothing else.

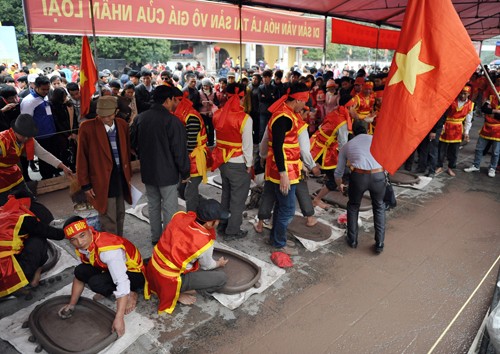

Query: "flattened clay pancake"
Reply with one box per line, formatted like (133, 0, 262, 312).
(287, 216, 332, 242)
(28, 295, 118, 354)
(213, 248, 261, 295)
(322, 190, 372, 211)
(389, 171, 420, 185)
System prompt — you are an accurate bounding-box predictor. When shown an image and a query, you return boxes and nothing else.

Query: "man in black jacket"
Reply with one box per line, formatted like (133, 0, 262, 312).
(135, 70, 154, 114)
(131, 85, 190, 245)
(258, 69, 279, 141)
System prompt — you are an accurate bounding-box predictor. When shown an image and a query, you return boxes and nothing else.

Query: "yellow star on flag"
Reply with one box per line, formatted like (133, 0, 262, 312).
(80, 70, 87, 88)
(388, 40, 435, 95)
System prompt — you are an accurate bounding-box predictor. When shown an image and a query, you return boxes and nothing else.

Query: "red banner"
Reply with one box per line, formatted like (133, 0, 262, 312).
(331, 18, 400, 49)
(23, 0, 325, 47)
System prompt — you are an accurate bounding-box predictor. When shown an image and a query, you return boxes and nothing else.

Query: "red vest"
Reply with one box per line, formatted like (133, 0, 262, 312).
(76, 229, 144, 275)
(212, 106, 248, 171)
(174, 100, 211, 181)
(310, 106, 348, 170)
(265, 104, 305, 184)
(479, 93, 500, 142)
(346, 93, 376, 134)
(440, 99, 474, 143)
(0, 129, 34, 193)
(145, 211, 216, 314)
(0, 196, 34, 297)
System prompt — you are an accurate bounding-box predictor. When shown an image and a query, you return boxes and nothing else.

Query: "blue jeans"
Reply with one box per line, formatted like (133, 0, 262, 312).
(270, 184, 297, 248)
(145, 184, 178, 243)
(472, 136, 500, 170)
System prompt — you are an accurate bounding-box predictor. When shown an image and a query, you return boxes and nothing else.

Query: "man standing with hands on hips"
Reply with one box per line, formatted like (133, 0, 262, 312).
(335, 120, 386, 254)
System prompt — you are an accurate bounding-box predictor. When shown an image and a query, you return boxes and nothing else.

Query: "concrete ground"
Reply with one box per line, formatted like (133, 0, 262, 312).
(1, 118, 499, 354)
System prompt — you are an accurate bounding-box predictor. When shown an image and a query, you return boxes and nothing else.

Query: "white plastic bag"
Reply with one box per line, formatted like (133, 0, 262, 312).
(486, 284, 500, 352)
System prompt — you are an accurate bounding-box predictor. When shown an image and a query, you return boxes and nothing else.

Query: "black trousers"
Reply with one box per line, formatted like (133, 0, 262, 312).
(201, 114, 214, 146)
(437, 141, 460, 169)
(74, 263, 145, 297)
(347, 171, 386, 244)
(15, 237, 48, 282)
(37, 136, 61, 179)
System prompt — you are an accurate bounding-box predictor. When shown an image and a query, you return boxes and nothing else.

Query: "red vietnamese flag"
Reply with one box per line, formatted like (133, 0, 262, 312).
(79, 36, 97, 117)
(370, 0, 480, 174)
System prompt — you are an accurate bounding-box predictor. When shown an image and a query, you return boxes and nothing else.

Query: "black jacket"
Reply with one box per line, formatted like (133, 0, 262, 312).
(135, 84, 153, 114)
(258, 83, 279, 114)
(131, 104, 190, 186)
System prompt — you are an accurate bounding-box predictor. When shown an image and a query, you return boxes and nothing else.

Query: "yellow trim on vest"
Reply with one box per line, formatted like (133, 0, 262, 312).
(0, 177, 23, 193)
(190, 145, 208, 183)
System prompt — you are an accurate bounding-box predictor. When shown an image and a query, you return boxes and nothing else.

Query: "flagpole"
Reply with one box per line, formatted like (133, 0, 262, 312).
(480, 63, 500, 103)
(89, 0, 100, 95)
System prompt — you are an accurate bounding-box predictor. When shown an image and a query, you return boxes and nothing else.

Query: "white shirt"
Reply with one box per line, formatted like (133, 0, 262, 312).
(228, 114, 254, 168)
(79, 248, 130, 298)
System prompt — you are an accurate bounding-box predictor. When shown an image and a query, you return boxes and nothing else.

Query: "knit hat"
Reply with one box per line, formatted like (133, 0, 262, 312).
(326, 79, 336, 88)
(201, 78, 213, 87)
(12, 114, 38, 138)
(96, 96, 118, 116)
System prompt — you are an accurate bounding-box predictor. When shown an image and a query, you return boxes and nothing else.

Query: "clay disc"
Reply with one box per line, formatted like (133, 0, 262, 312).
(389, 171, 420, 185)
(322, 190, 372, 211)
(41, 241, 61, 273)
(213, 175, 222, 186)
(142, 205, 149, 219)
(213, 248, 261, 295)
(287, 216, 332, 242)
(28, 295, 118, 354)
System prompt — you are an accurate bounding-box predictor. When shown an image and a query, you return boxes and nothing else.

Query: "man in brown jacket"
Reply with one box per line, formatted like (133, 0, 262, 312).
(76, 96, 132, 236)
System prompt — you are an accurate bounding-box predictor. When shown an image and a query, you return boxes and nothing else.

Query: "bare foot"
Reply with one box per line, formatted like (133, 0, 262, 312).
(312, 199, 330, 210)
(93, 293, 106, 301)
(253, 220, 263, 233)
(29, 267, 43, 287)
(178, 293, 197, 305)
(183, 290, 197, 295)
(447, 168, 456, 177)
(306, 216, 318, 227)
(125, 292, 138, 314)
(435, 167, 443, 175)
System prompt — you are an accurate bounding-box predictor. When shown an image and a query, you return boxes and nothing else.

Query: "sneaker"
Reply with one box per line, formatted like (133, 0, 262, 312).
(223, 229, 248, 241)
(464, 165, 480, 173)
(488, 168, 496, 178)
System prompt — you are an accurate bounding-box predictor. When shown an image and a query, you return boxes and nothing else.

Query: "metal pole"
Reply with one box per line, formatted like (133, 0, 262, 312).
(322, 16, 327, 65)
(89, 0, 100, 94)
(238, 1, 243, 82)
(480, 62, 500, 103)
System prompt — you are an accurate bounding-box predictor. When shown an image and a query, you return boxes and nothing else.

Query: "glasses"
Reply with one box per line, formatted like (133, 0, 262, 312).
(161, 77, 169, 81)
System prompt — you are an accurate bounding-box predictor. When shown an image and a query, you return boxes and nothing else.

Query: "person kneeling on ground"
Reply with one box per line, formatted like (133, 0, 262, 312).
(145, 199, 229, 314)
(58, 216, 146, 337)
(0, 193, 64, 298)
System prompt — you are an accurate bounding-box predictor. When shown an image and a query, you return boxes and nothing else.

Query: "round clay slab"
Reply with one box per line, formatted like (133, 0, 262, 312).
(213, 248, 261, 295)
(287, 216, 332, 242)
(41, 241, 60, 273)
(28, 295, 118, 354)
(323, 190, 372, 211)
(389, 171, 420, 185)
(142, 204, 149, 219)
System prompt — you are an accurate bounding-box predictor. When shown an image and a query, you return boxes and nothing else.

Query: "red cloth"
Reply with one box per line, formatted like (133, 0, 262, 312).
(271, 251, 293, 268)
(440, 99, 474, 143)
(79, 36, 97, 117)
(0, 129, 32, 193)
(0, 196, 33, 297)
(145, 211, 216, 314)
(370, 0, 480, 174)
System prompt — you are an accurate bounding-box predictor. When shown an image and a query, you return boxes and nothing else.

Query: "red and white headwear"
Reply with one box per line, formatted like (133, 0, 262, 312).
(64, 219, 90, 239)
(462, 86, 471, 93)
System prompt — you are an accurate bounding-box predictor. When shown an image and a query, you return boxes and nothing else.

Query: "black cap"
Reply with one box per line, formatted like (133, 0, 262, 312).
(12, 114, 38, 138)
(196, 199, 230, 222)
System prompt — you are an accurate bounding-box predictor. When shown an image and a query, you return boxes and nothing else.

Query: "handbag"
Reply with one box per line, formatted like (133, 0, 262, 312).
(383, 173, 397, 209)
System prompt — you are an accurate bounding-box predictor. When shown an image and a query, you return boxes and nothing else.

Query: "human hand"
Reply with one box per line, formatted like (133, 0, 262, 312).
(311, 165, 321, 176)
(429, 132, 436, 141)
(85, 188, 96, 199)
(112, 316, 125, 337)
(58, 163, 73, 177)
(1, 103, 17, 112)
(216, 256, 229, 268)
(464, 134, 470, 143)
(181, 177, 191, 184)
(279, 173, 290, 196)
(338, 183, 345, 194)
(57, 304, 75, 319)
